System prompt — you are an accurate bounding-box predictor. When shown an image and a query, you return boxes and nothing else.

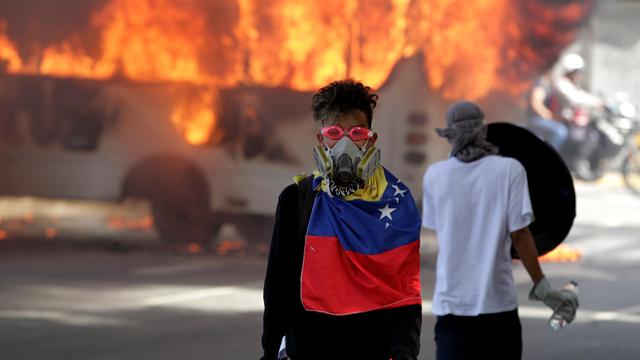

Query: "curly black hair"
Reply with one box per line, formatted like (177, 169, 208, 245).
(311, 79, 379, 127)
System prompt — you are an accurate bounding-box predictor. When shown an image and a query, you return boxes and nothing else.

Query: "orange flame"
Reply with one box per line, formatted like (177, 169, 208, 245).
(539, 244, 583, 263)
(39, 42, 104, 79)
(235, 0, 413, 91)
(107, 215, 153, 230)
(0, 21, 22, 72)
(0, 0, 594, 143)
(216, 239, 247, 256)
(187, 242, 202, 254)
(171, 88, 218, 146)
(407, 0, 512, 99)
(90, 0, 209, 83)
(1, 1, 593, 92)
(1, 1, 216, 145)
(44, 228, 58, 239)
(0, 230, 7, 241)
(2, 0, 210, 83)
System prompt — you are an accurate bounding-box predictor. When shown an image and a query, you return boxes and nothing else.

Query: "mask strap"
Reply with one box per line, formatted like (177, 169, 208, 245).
(360, 139, 370, 153)
(322, 141, 333, 155)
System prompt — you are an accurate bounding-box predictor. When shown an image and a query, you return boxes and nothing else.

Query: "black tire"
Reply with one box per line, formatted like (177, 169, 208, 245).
(123, 156, 215, 246)
(622, 150, 640, 195)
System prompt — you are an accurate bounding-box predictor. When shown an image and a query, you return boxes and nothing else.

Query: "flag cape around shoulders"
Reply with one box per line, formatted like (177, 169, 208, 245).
(301, 166, 422, 315)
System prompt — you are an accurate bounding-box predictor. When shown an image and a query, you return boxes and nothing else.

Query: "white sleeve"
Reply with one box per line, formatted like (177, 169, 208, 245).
(507, 162, 534, 232)
(422, 170, 437, 230)
(555, 77, 601, 107)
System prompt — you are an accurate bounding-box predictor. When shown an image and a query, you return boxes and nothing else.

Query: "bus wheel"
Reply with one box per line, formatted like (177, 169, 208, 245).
(123, 156, 215, 247)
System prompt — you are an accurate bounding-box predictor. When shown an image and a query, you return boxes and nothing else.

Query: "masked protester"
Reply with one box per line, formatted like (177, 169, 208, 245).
(422, 101, 579, 360)
(261, 79, 423, 360)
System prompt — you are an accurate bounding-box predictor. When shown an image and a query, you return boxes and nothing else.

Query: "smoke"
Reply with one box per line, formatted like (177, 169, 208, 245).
(0, 0, 107, 56)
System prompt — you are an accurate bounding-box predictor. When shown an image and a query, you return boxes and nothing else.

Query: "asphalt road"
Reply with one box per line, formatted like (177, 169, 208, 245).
(1, 179, 639, 359)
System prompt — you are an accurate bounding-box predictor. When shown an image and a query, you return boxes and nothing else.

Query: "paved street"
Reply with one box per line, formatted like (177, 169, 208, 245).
(1, 178, 639, 359)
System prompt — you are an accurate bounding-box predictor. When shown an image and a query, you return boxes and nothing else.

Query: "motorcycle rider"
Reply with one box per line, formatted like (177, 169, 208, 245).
(554, 53, 604, 178)
(555, 54, 602, 115)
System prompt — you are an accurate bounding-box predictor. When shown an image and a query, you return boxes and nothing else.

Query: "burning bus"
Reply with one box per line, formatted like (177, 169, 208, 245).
(0, 0, 593, 245)
(0, 55, 440, 245)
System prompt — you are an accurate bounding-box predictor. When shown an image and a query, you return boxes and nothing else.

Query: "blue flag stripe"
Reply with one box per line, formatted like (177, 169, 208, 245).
(307, 168, 421, 255)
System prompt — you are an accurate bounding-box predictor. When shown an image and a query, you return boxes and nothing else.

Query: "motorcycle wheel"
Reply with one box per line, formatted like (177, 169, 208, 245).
(622, 149, 640, 195)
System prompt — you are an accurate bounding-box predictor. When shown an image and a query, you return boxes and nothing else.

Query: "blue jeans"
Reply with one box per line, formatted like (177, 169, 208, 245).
(528, 116, 568, 151)
(435, 309, 522, 360)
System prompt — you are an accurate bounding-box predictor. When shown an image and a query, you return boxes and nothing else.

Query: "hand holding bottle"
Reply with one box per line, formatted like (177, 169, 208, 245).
(548, 281, 579, 330)
(529, 277, 579, 329)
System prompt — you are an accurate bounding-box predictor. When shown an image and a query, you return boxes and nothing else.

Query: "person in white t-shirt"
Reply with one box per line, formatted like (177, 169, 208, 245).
(422, 101, 579, 360)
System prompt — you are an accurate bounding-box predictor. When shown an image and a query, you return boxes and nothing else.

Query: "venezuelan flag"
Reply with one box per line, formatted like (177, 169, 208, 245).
(301, 166, 422, 315)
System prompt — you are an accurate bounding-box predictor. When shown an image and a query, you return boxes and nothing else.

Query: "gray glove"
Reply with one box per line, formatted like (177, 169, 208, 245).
(529, 277, 579, 323)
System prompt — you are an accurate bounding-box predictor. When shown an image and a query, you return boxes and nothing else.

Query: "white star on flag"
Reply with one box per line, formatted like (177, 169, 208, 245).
(378, 203, 397, 220)
(392, 184, 407, 197)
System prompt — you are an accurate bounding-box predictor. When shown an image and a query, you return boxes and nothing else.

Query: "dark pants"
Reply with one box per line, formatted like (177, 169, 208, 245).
(435, 308, 522, 360)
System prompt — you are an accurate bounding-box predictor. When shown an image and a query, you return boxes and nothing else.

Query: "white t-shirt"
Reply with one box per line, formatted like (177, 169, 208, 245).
(422, 155, 533, 316)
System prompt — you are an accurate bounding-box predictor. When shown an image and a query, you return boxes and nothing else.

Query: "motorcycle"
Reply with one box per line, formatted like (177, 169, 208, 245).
(559, 92, 640, 195)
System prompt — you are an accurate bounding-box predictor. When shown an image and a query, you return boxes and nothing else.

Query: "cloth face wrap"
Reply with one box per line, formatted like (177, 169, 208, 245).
(328, 177, 363, 197)
(436, 100, 499, 162)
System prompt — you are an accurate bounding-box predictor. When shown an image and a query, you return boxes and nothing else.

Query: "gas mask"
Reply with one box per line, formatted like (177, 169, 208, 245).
(313, 136, 381, 184)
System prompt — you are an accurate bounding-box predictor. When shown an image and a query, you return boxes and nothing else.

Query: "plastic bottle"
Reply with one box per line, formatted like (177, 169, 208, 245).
(549, 281, 579, 330)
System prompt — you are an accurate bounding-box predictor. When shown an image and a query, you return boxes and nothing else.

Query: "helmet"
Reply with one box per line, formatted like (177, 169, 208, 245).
(561, 53, 585, 73)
